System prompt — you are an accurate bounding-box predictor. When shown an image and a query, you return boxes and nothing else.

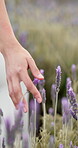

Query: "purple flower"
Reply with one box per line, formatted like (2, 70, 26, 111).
(56, 66, 61, 92)
(59, 144, 64, 148)
(70, 141, 73, 148)
(68, 87, 78, 120)
(51, 122, 54, 127)
(71, 64, 76, 80)
(49, 136, 54, 148)
(51, 84, 56, 99)
(33, 69, 45, 89)
(38, 79, 45, 88)
(48, 107, 54, 115)
(40, 69, 44, 75)
(68, 88, 77, 110)
(66, 77, 72, 99)
(66, 77, 72, 91)
(33, 78, 39, 86)
(40, 88, 46, 103)
(62, 97, 70, 114)
(38, 69, 45, 90)
(70, 109, 78, 120)
(29, 99, 40, 113)
(5, 119, 14, 146)
(62, 97, 71, 124)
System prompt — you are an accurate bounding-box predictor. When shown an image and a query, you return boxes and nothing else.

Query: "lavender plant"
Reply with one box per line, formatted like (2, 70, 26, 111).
(71, 64, 76, 81)
(1, 65, 78, 148)
(54, 66, 61, 144)
(51, 84, 56, 111)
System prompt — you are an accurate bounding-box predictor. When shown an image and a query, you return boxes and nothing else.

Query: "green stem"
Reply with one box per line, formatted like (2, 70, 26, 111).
(53, 98, 55, 112)
(62, 124, 65, 142)
(34, 98, 36, 148)
(65, 123, 68, 148)
(54, 91, 58, 144)
(70, 117, 73, 131)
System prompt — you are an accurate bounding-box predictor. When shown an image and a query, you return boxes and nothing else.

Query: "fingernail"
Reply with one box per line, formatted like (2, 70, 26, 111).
(23, 107, 27, 113)
(38, 74, 44, 79)
(37, 98, 42, 103)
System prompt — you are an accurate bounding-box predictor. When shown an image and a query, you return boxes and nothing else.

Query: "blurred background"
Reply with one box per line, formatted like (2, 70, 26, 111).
(6, 0, 78, 113)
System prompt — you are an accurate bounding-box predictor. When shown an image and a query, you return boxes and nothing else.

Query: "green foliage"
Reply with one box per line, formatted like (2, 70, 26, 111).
(32, 114, 78, 148)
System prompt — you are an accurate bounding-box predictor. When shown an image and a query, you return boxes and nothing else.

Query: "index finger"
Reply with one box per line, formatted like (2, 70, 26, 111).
(20, 70, 42, 103)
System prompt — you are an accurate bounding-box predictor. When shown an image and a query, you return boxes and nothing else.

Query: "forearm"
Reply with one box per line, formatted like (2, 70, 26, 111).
(0, 0, 17, 53)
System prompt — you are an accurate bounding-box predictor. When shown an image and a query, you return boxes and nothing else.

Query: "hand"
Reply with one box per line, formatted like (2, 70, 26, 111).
(1, 39, 44, 112)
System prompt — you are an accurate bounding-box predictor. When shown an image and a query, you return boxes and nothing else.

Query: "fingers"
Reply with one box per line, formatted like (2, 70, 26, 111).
(27, 56, 44, 80)
(7, 75, 28, 112)
(7, 79, 17, 106)
(20, 70, 42, 103)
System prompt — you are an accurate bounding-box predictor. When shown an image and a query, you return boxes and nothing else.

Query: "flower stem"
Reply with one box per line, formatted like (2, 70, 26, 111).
(43, 102, 46, 130)
(34, 98, 36, 148)
(65, 123, 68, 148)
(70, 117, 73, 131)
(54, 91, 58, 144)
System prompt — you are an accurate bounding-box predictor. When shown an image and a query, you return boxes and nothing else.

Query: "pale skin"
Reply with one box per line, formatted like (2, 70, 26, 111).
(0, 0, 44, 112)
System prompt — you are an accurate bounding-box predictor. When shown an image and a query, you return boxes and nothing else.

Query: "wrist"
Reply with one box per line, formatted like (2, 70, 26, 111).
(0, 34, 19, 57)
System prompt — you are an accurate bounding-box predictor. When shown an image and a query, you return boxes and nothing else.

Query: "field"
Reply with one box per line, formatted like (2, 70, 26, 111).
(0, 0, 78, 147)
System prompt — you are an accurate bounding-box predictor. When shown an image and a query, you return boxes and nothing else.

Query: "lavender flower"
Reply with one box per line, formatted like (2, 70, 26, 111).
(70, 109, 78, 120)
(59, 144, 64, 148)
(66, 77, 72, 91)
(41, 88, 46, 103)
(49, 136, 54, 148)
(68, 87, 78, 120)
(54, 66, 61, 143)
(29, 99, 40, 113)
(66, 77, 72, 99)
(5, 101, 24, 147)
(48, 107, 54, 115)
(40, 69, 44, 75)
(33, 78, 39, 86)
(38, 69, 45, 90)
(38, 79, 45, 89)
(51, 122, 54, 127)
(5, 118, 14, 147)
(71, 64, 76, 80)
(33, 69, 45, 89)
(51, 84, 56, 99)
(62, 97, 68, 113)
(62, 97, 70, 124)
(70, 141, 73, 148)
(56, 66, 61, 92)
